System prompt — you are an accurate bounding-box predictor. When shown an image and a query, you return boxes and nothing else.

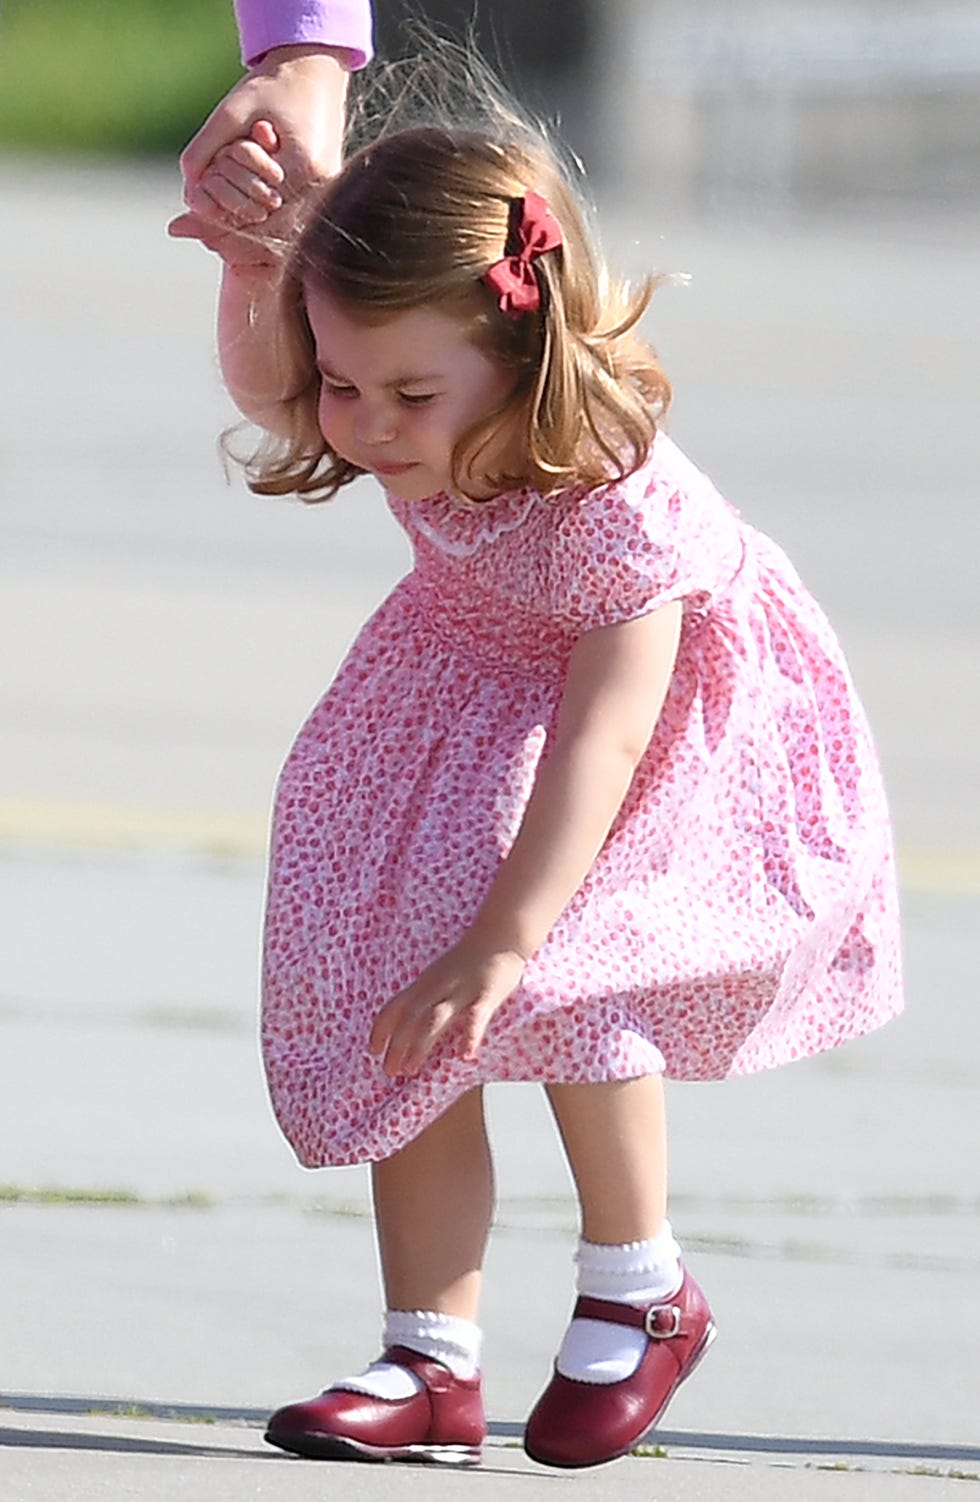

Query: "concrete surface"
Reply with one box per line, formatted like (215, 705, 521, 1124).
(1, 161, 979, 1497)
(4, 1404, 979, 1501)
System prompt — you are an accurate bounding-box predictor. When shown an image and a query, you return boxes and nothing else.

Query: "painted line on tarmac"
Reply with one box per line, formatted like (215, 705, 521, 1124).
(896, 848, 980, 898)
(3, 1394, 980, 1465)
(0, 800, 979, 897)
(0, 800, 268, 859)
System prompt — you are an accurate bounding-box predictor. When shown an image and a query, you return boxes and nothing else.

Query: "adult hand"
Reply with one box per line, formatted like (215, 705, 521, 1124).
(180, 44, 349, 225)
(369, 941, 527, 1078)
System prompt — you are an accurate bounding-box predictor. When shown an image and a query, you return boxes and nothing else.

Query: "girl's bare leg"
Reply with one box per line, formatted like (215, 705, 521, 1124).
(371, 1086, 494, 1322)
(545, 1075, 668, 1243)
(265, 1090, 492, 1459)
(526, 1078, 714, 1471)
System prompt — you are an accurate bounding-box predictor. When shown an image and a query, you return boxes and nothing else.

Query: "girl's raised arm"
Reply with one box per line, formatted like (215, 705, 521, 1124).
(370, 601, 684, 1076)
(217, 265, 307, 433)
(171, 120, 318, 435)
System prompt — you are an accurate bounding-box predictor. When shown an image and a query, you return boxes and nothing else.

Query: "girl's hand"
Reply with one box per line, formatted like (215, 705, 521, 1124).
(185, 120, 284, 227)
(168, 125, 294, 287)
(167, 208, 282, 285)
(369, 940, 527, 1078)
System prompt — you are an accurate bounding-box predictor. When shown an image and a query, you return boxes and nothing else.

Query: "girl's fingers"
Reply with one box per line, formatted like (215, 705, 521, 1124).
(248, 118, 280, 155)
(167, 211, 203, 241)
(184, 154, 283, 226)
(167, 211, 280, 279)
(371, 950, 523, 1075)
(380, 1000, 450, 1077)
(204, 170, 279, 223)
(390, 1000, 458, 1077)
(187, 174, 258, 222)
(370, 987, 459, 1077)
(378, 992, 499, 1077)
(218, 139, 285, 195)
(206, 170, 282, 219)
(368, 990, 407, 1056)
(196, 132, 283, 222)
(167, 210, 233, 256)
(459, 1003, 494, 1063)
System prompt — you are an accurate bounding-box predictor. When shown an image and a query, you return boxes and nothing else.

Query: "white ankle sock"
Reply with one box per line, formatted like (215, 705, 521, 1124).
(556, 1225, 683, 1386)
(334, 1309, 483, 1400)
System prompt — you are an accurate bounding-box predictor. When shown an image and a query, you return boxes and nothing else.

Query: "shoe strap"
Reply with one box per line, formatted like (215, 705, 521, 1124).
(573, 1293, 687, 1341)
(382, 1343, 459, 1394)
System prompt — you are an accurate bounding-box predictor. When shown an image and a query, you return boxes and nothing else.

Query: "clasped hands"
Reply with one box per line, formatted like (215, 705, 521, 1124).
(168, 120, 295, 281)
(169, 44, 348, 275)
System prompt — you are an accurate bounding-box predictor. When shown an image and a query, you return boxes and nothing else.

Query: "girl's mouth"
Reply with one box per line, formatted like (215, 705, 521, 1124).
(372, 461, 418, 477)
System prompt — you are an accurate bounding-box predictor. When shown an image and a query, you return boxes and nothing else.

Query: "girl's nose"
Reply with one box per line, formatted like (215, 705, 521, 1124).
(355, 404, 398, 446)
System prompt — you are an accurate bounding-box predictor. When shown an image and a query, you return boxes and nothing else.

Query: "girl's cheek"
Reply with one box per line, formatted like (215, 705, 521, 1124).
(317, 399, 341, 446)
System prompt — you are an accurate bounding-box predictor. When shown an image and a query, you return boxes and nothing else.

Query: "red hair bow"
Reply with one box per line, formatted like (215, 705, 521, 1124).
(482, 191, 562, 319)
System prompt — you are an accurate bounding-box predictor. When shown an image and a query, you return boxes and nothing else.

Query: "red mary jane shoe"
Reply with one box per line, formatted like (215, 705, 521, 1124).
(523, 1270, 716, 1469)
(265, 1345, 486, 1465)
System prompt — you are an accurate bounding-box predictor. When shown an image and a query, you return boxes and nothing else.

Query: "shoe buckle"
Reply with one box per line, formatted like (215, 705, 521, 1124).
(644, 1303, 682, 1340)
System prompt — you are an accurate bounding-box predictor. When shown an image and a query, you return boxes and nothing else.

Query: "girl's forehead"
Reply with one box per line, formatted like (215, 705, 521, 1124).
(304, 286, 485, 372)
(306, 286, 463, 341)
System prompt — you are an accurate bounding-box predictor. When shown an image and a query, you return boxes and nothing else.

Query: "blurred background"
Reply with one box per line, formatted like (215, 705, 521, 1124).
(1, 0, 979, 1454)
(2, 0, 978, 204)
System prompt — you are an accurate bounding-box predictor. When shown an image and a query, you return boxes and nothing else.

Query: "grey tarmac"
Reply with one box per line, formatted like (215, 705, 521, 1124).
(1, 162, 977, 1499)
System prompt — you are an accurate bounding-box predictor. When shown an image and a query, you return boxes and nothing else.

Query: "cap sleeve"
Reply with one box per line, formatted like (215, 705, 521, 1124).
(548, 449, 741, 633)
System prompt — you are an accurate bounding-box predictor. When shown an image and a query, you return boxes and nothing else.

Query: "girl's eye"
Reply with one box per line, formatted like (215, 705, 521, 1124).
(399, 392, 437, 407)
(322, 381, 358, 400)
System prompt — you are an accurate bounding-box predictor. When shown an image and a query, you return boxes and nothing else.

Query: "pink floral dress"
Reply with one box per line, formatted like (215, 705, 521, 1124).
(261, 434, 903, 1167)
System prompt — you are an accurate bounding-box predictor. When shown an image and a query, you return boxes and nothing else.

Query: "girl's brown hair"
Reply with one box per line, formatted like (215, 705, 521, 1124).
(244, 46, 672, 504)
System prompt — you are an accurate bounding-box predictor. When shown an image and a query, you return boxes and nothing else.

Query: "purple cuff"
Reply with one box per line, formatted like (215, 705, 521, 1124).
(235, 1, 373, 70)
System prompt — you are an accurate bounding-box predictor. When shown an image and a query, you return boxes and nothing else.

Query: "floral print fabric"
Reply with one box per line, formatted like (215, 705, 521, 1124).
(261, 434, 903, 1167)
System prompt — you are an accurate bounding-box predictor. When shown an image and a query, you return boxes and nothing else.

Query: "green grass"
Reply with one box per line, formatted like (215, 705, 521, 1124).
(807, 1462, 980, 1483)
(0, 1184, 141, 1206)
(0, 1184, 213, 1208)
(907, 1467, 980, 1483)
(89, 1404, 219, 1425)
(0, 0, 242, 155)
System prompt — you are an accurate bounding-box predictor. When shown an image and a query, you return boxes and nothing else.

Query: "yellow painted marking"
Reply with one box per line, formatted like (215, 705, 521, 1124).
(896, 850, 980, 899)
(0, 800, 267, 859)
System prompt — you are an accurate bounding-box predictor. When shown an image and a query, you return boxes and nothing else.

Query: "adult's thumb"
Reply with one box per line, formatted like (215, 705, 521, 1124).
(179, 97, 246, 186)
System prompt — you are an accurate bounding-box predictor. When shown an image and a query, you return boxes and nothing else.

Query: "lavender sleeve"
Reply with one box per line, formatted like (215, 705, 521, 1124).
(234, 1, 373, 70)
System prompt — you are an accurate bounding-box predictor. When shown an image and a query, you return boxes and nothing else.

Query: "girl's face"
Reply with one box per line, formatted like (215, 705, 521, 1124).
(305, 286, 516, 502)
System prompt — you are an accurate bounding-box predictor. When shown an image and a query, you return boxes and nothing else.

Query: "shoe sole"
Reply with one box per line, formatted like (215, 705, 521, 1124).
(265, 1429, 482, 1466)
(524, 1319, 718, 1470)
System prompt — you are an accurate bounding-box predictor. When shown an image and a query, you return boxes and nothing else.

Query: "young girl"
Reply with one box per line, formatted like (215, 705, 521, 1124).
(185, 68, 903, 1471)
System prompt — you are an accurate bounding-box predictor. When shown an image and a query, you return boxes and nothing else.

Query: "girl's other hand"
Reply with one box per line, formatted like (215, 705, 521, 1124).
(369, 941, 527, 1078)
(184, 120, 284, 227)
